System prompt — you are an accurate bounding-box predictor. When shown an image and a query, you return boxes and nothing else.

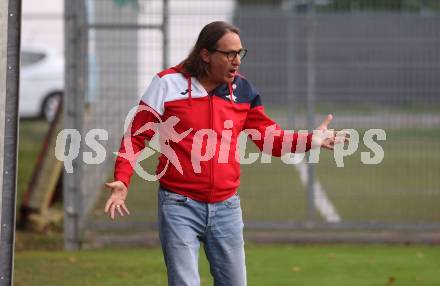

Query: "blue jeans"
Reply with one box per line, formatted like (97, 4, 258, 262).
(157, 186, 247, 286)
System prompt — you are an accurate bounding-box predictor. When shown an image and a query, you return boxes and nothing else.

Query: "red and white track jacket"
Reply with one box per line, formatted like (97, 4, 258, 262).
(114, 65, 312, 203)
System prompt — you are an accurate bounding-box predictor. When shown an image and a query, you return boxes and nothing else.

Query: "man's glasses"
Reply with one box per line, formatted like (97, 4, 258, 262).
(211, 48, 248, 62)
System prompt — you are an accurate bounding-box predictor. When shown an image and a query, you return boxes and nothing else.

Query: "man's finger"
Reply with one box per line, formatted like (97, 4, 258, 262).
(334, 136, 348, 144)
(319, 114, 333, 130)
(121, 204, 130, 215)
(105, 182, 117, 189)
(110, 204, 116, 220)
(324, 143, 334, 150)
(327, 142, 334, 150)
(104, 199, 112, 213)
(336, 130, 350, 139)
(116, 205, 124, 217)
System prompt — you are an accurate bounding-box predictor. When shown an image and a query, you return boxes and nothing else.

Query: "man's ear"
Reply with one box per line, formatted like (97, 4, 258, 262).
(200, 48, 211, 63)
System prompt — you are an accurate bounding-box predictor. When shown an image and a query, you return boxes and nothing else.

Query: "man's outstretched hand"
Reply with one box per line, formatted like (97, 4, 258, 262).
(104, 181, 130, 220)
(313, 114, 349, 150)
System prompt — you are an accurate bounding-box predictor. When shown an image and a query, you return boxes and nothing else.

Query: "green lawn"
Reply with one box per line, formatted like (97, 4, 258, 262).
(14, 115, 440, 285)
(316, 128, 440, 222)
(14, 244, 440, 286)
(16, 118, 440, 230)
(89, 126, 440, 226)
(17, 119, 50, 211)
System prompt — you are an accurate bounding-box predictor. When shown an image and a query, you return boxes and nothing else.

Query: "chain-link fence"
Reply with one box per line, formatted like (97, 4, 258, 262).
(62, 0, 440, 249)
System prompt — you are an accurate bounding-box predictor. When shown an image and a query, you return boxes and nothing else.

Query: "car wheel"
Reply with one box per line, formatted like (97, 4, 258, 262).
(42, 93, 62, 122)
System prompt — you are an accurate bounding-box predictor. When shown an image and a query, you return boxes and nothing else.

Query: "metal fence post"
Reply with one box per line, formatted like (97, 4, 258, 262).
(63, 0, 86, 250)
(162, 0, 169, 69)
(306, 0, 317, 222)
(287, 2, 296, 128)
(0, 0, 21, 284)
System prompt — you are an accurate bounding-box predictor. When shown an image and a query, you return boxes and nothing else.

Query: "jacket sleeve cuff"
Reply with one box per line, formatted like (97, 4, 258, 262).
(114, 173, 131, 189)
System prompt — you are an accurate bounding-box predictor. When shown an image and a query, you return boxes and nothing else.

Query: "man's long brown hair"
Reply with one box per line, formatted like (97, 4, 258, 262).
(182, 21, 240, 78)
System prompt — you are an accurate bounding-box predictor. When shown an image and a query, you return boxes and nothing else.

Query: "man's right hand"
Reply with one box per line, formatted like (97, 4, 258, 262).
(104, 181, 130, 220)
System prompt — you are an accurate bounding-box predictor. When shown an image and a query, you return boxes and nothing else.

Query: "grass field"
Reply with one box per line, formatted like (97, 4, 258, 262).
(14, 244, 440, 286)
(16, 116, 440, 226)
(14, 116, 440, 285)
(17, 119, 50, 215)
(88, 125, 440, 225)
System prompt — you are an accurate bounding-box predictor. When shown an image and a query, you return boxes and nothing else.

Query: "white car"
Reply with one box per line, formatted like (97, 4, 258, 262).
(20, 45, 64, 122)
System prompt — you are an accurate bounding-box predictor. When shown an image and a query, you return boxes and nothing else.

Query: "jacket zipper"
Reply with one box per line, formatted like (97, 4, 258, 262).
(209, 94, 214, 201)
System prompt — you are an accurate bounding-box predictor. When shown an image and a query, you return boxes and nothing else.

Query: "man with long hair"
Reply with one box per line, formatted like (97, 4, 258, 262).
(104, 21, 345, 286)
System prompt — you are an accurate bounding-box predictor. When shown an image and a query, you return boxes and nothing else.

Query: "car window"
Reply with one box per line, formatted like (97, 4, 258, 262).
(21, 51, 46, 67)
